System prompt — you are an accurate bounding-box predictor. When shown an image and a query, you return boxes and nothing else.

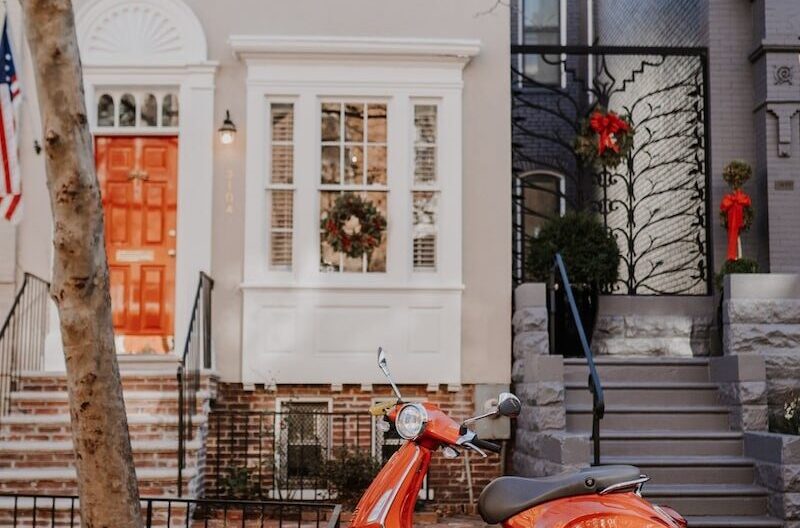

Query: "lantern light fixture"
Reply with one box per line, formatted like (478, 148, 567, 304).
(218, 110, 237, 145)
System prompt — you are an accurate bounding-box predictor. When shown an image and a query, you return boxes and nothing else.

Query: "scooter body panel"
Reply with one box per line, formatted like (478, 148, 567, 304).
(502, 492, 682, 528)
(350, 441, 431, 528)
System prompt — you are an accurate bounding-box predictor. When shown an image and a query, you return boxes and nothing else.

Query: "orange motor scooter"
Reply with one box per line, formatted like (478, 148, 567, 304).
(350, 348, 688, 528)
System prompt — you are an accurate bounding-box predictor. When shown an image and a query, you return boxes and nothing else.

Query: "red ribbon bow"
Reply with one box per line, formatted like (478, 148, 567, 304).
(720, 189, 751, 261)
(590, 111, 630, 155)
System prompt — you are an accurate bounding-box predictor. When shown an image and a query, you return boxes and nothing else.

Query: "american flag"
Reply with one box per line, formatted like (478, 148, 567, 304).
(0, 17, 21, 224)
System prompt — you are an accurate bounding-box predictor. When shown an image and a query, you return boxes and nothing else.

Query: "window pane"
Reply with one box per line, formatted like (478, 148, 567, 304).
(97, 94, 114, 127)
(523, 173, 562, 238)
(344, 103, 364, 142)
(271, 233, 292, 268)
(271, 190, 294, 269)
(367, 104, 387, 143)
(320, 191, 340, 272)
(414, 146, 436, 185)
(119, 93, 136, 127)
(272, 146, 293, 184)
(321, 103, 340, 141)
(367, 145, 387, 185)
(271, 190, 293, 229)
(524, 53, 561, 85)
(366, 191, 387, 272)
(414, 105, 437, 144)
(321, 146, 340, 184)
(162, 94, 179, 127)
(413, 192, 437, 271)
(344, 146, 363, 185)
(272, 103, 294, 142)
(140, 94, 157, 127)
(524, 0, 560, 30)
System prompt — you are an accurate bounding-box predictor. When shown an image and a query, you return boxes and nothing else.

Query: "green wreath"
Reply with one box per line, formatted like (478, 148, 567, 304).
(321, 192, 387, 259)
(574, 107, 635, 171)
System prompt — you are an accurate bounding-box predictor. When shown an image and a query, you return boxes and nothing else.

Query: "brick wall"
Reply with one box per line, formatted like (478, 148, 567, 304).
(206, 383, 505, 513)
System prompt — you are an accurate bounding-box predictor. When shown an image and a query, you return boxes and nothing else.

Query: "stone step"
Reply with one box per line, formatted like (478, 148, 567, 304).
(0, 467, 195, 497)
(643, 484, 768, 517)
(0, 413, 206, 442)
(566, 405, 730, 431)
(0, 439, 201, 469)
(600, 430, 744, 457)
(603, 456, 755, 485)
(15, 369, 195, 392)
(682, 515, 783, 527)
(565, 381, 720, 406)
(8, 390, 210, 416)
(564, 357, 711, 383)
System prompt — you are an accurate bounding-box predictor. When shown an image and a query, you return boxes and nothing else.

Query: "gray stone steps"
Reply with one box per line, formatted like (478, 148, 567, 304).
(564, 357, 711, 383)
(565, 381, 720, 406)
(643, 484, 768, 517)
(566, 404, 731, 431)
(601, 430, 744, 457)
(603, 456, 755, 485)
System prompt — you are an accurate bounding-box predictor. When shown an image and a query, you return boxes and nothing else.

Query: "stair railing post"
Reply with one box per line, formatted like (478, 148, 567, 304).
(177, 364, 185, 497)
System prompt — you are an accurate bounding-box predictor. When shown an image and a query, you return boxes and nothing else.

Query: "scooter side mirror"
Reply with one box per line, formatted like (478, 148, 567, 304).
(497, 392, 521, 418)
(377, 347, 403, 402)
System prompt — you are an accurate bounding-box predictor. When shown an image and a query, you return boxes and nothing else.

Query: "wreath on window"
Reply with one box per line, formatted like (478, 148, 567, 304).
(321, 192, 387, 259)
(574, 107, 635, 170)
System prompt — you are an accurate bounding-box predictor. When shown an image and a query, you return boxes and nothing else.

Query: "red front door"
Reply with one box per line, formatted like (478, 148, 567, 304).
(95, 136, 178, 354)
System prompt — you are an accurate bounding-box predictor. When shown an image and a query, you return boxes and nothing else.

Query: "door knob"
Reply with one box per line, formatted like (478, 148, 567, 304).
(168, 249, 176, 257)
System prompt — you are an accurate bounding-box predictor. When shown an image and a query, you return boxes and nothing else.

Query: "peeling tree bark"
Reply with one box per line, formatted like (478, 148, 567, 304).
(19, 1, 143, 526)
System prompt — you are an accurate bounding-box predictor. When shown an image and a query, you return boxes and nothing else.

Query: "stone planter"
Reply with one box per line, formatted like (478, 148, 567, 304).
(745, 431, 800, 525)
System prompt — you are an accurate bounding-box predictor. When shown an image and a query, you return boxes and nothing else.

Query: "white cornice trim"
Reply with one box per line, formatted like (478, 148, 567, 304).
(229, 35, 481, 62)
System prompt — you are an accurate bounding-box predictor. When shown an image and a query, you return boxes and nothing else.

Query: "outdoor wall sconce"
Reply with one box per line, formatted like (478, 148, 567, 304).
(218, 110, 237, 145)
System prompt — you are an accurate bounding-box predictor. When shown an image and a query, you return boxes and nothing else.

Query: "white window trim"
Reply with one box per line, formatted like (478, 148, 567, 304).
(234, 36, 477, 386)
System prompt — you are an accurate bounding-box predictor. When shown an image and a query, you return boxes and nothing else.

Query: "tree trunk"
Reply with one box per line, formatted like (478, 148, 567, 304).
(18, 1, 143, 526)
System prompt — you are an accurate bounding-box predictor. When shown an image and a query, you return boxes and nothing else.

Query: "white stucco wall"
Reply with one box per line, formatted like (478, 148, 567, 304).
(9, 0, 511, 385)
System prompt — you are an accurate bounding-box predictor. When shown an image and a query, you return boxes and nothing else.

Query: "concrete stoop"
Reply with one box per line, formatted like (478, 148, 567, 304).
(563, 357, 781, 527)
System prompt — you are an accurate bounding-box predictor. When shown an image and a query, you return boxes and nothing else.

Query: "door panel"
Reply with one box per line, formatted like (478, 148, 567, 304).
(96, 136, 178, 354)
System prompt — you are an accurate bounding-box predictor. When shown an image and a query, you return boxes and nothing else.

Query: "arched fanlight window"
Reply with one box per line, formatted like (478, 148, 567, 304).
(119, 93, 136, 127)
(162, 93, 179, 127)
(521, 171, 565, 238)
(97, 94, 115, 127)
(140, 94, 157, 127)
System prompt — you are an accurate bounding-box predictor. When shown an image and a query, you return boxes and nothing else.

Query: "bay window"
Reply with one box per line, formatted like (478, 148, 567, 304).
(236, 36, 476, 385)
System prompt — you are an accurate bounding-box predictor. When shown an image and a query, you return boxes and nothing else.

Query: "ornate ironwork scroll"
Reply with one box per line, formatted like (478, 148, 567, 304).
(511, 45, 712, 295)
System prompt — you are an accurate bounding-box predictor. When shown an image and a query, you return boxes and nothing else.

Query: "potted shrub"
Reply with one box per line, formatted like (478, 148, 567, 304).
(527, 211, 620, 357)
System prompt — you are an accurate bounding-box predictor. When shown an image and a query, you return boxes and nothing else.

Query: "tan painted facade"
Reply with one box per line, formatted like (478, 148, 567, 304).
(1, 0, 511, 385)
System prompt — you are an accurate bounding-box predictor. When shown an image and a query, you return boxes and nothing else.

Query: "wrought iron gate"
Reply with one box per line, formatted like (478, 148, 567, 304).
(511, 45, 712, 295)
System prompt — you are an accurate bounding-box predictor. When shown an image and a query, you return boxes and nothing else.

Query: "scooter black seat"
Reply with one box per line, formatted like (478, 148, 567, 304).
(478, 465, 642, 524)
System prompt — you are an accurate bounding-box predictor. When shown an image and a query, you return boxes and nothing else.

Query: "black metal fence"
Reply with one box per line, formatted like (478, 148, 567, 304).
(0, 273, 49, 418)
(178, 272, 214, 496)
(205, 410, 427, 502)
(512, 45, 712, 295)
(0, 493, 341, 528)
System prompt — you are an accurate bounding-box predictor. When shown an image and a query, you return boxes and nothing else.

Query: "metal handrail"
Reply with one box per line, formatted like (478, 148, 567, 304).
(0, 273, 50, 418)
(177, 271, 214, 496)
(553, 253, 605, 465)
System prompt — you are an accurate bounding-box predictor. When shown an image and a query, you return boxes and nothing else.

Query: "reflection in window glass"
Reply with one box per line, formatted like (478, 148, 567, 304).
(97, 94, 115, 127)
(162, 94, 179, 127)
(522, 0, 561, 85)
(119, 94, 136, 127)
(413, 105, 437, 185)
(413, 191, 437, 271)
(523, 172, 564, 238)
(140, 94, 157, 127)
(268, 102, 296, 270)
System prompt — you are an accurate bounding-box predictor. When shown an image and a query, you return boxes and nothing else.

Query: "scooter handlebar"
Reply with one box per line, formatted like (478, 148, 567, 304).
(471, 438, 502, 454)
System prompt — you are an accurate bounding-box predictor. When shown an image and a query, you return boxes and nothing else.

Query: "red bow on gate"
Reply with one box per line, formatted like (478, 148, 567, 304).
(720, 189, 752, 261)
(590, 111, 630, 155)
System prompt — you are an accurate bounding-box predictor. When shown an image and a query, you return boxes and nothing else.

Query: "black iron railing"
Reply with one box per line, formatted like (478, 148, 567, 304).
(553, 253, 605, 465)
(205, 410, 429, 502)
(0, 273, 49, 418)
(0, 493, 341, 528)
(177, 271, 214, 496)
(512, 45, 712, 295)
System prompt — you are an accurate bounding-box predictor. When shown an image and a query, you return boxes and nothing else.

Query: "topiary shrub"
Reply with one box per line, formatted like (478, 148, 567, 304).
(527, 211, 621, 290)
(715, 257, 758, 290)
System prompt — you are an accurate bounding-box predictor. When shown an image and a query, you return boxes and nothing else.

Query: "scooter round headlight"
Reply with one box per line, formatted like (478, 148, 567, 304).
(395, 403, 428, 440)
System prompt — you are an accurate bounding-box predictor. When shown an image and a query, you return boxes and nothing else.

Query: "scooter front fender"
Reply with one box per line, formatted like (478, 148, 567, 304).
(503, 492, 684, 528)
